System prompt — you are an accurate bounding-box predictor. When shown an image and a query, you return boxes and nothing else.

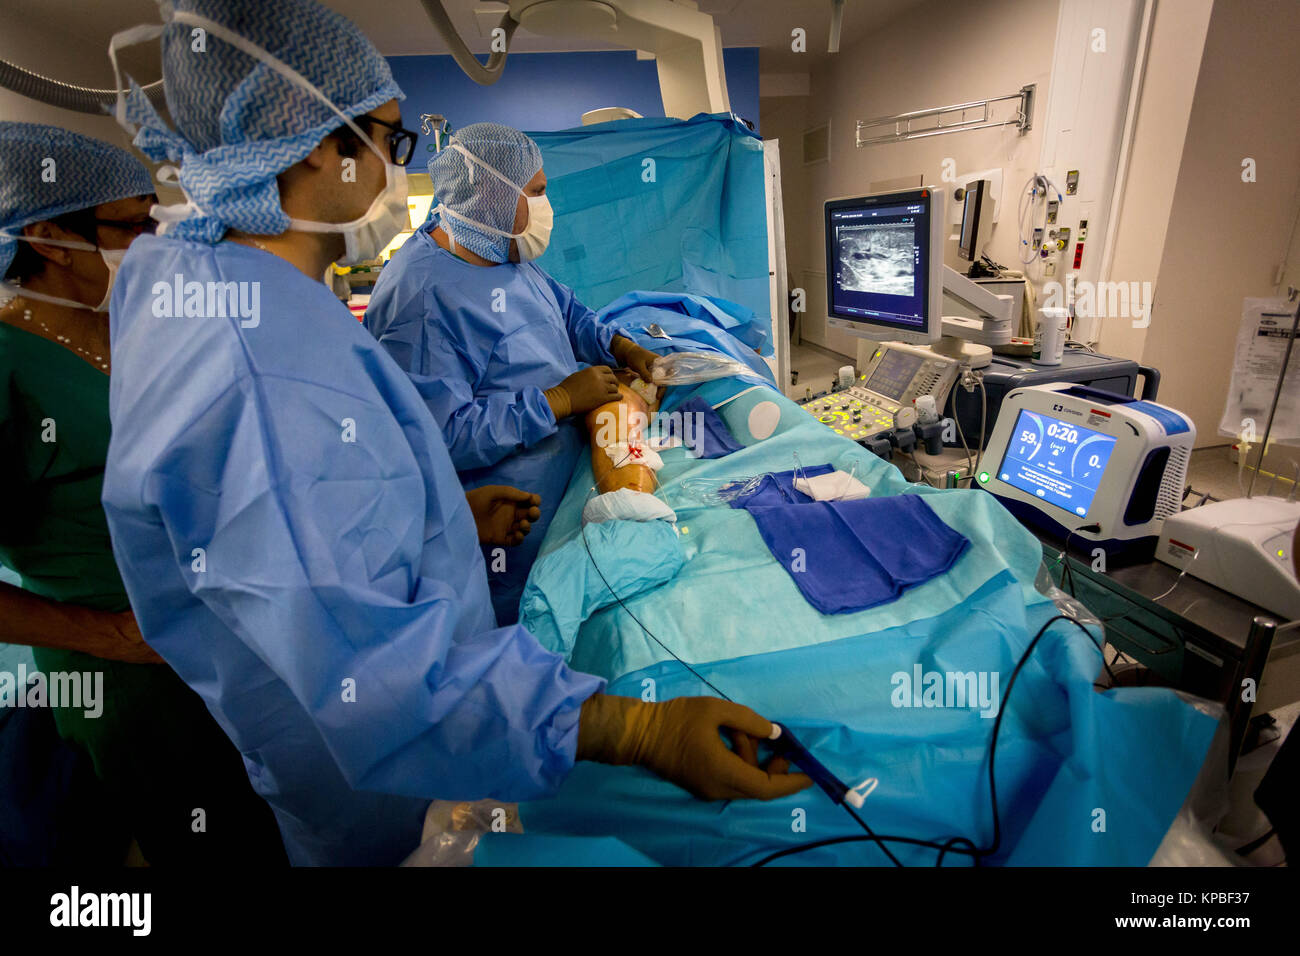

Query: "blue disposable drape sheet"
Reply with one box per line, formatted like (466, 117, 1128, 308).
(490, 370, 1219, 867)
(596, 291, 778, 415)
(528, 115, 771, 318)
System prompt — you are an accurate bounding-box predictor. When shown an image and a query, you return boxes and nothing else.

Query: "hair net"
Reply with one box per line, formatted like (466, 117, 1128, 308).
(0, 122, 155, 277)
(428, 122, 542, 263)
(118, 0, 403, 243)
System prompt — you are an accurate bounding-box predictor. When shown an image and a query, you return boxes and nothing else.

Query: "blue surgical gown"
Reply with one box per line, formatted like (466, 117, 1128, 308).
(101, 235, 604, 866)
(364, 228, 623, 624)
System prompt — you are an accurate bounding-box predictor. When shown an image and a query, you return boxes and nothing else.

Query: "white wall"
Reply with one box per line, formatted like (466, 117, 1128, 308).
(1138, 0, 1300, 447)
(1101, 0, 1215, 364)
(762, 0, 1061, 358)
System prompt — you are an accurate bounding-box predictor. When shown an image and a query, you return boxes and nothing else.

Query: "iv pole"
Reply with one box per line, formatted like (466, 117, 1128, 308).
(1247, 285, 1300, 498)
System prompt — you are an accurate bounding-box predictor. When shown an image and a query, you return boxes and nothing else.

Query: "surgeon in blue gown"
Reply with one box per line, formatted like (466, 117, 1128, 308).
(364, 123, 662, 624)
(101, 0, 809, 866)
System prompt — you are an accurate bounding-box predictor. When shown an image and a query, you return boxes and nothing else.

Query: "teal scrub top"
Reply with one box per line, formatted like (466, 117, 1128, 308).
(0, 319, 127, 612)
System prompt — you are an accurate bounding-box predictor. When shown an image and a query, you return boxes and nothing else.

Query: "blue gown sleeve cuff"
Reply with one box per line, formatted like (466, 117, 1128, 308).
(522, 385, 561, 440)
(594, 320, 625, 366)
(543, 677, 606, 777)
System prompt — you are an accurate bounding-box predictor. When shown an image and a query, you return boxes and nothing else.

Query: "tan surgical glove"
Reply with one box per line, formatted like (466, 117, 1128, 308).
(543, 365, 622, 419)
(610, 335, 660, 384)
(576, 693, 813, 801)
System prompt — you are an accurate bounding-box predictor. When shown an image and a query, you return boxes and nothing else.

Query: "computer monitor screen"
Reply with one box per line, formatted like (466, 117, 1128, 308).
(865, 349, 924, 402)
(825, 188, 940, 344)
(996, 409, 1118, 518)
(957, 179, 989, 263)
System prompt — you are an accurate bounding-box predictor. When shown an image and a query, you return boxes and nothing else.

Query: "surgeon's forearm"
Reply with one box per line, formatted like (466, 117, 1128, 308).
(0, 581, 162, 664)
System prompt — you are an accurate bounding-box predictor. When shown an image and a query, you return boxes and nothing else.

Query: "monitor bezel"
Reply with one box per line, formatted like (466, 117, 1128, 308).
(957, 179, 990, 263)
(823, 186, 944, 347)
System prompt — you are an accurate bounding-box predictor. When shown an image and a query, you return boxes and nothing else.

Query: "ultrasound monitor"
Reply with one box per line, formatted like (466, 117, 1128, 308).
(824, 186, 945, 347)
(957, 178, 992, 267)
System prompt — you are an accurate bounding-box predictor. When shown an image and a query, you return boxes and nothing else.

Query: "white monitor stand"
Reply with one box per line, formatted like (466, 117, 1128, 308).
(932, 265, 1016, 369)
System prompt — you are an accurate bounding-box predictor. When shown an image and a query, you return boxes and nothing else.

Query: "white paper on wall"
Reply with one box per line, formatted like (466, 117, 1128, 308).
(1218, 297, 1300, 446)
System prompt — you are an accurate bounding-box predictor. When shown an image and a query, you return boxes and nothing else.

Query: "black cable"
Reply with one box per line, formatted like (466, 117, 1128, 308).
(578, 484, 731, 701)
(748, 613, 1104, 866)
(577, 473, 909, 866)
(1235, 827, 1275, 856)
(1051, 524, 1121, 685)
(577, 452, 1109, 867)
(749, 832, 981, 868)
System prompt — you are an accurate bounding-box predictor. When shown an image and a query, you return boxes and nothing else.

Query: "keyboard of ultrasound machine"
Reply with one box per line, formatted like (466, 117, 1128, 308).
(799, 389, 897, 442)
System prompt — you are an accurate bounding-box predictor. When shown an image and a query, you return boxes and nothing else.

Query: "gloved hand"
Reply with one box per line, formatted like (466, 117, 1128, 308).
(610, 335, 660, 384)
(576, 693, 814, 801)
(465, 485, 542, 546)
(543, 365, 622, 419)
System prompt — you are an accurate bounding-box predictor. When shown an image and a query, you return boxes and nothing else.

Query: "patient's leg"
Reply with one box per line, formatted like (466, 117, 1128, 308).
(585, 370, 662, 494)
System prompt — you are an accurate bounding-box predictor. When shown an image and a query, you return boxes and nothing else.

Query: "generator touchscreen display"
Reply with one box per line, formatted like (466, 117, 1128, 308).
(997, 409, 1117, 517)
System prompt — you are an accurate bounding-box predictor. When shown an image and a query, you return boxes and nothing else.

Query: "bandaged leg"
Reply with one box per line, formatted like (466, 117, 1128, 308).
(585, 370, 662, 495)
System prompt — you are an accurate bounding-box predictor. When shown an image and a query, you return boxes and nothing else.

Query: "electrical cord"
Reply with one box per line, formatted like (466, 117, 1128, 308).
(577, 466, 907, 867)
(952, 384, 975, 480)
(577, 448, 1110, 867)
(750, 613, 1106, 866)
(950, 371, 986, 482)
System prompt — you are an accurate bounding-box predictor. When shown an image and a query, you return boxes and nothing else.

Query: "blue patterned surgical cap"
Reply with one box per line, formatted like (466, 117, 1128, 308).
(0, 122, 154, 276)
(121, 0, 403, 243)
(428, 123, 543, 263)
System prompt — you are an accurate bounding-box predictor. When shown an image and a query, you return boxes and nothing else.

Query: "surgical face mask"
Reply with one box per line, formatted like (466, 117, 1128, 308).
(434, 142, 551, 263)
(112, 9, 410, 267)
(288, 156, 409, 266)
(96, 247, 127, 311)
(0, 232, 124, 312)
(515, 194, 553, 262)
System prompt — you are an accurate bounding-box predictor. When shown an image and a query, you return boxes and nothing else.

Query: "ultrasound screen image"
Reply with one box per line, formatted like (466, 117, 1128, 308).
(835, 221, 916, 297)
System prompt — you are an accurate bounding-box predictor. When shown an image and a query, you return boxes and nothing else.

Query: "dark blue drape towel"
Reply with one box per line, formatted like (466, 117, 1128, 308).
(668, 396, 746, 459)
(725, 464, 834, 505)
(730, 471, 970, 614)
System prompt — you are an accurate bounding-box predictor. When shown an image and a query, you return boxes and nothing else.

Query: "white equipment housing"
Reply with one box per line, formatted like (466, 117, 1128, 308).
(1157, 496, 1300, 622)
(977, 382, 1195, 558)
(509, 0, 730, 118)
(937, 265, 1015, 368)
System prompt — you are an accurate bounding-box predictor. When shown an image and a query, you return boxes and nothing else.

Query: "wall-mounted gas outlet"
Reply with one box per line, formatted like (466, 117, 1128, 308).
(1047, 200, 1059, 224)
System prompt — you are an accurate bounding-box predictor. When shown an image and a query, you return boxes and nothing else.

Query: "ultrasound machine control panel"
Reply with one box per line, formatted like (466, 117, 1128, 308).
(800, 343, 961, 443)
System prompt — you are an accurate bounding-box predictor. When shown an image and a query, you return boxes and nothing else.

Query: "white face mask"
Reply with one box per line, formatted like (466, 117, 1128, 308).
(515, 194, 553, 262)
(434, 142, 552, 262)
(112, 10, 411, 268)
(288, 155, 409, 266)
(96, 247, 127, 311)
(0, 233, 125, 312)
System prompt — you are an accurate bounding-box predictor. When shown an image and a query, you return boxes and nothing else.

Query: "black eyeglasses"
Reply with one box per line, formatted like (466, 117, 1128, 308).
(358, 114, 418, 167)
(93, 218, 157, 236)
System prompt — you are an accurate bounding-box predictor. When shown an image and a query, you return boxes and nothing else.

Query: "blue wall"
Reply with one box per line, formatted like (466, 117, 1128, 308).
(387, 47, 758, 158)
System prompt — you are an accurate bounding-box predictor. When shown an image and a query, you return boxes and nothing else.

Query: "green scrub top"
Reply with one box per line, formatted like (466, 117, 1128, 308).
(0, 319, 285, 864)
(0, 320, 125, 611)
